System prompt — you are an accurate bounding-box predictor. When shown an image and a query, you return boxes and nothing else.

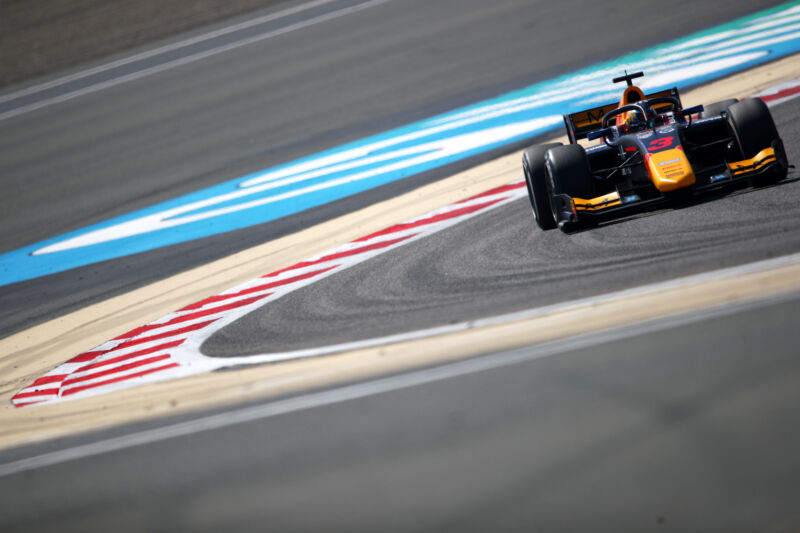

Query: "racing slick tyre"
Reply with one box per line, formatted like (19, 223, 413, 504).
(698, 98, 738, 118)
(544, 144, 596, 233)
(726, 98, 788, 184)
(522, 142, 562, 230)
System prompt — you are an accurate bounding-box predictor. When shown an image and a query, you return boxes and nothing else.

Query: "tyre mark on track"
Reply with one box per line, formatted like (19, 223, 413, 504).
(11, 73, 800, 407)
(11, 183, 526, 406)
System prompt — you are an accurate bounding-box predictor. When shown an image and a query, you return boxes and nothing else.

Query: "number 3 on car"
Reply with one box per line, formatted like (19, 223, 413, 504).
(648, 137, 673, 151)
(521, 70, 789, 233)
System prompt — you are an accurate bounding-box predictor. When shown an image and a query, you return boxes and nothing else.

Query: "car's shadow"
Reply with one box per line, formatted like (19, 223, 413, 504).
(571, 174, 800, 233)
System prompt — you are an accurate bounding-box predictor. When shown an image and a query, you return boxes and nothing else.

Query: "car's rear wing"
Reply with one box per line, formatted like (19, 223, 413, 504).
(564, 87, 681, 143)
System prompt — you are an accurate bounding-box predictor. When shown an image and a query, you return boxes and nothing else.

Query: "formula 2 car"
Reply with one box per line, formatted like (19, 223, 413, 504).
(522, 71, 789, 232)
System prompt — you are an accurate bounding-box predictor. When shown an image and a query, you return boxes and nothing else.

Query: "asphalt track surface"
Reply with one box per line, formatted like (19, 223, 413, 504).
(205, 97, 800, 355)
(2, 0, 800, 530)
(0, 0, 787, 338)
(2, 292, 799, 532)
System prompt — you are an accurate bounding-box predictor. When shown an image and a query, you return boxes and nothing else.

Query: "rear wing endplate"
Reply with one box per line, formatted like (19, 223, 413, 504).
(564, 87, 681, 143)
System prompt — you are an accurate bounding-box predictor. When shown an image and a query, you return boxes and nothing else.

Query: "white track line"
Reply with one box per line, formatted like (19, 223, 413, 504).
(757, 77, 800, 106)
(1, 287, 797, 478)
(12, 73, 800, 407)
(0, 0, 344, 105)
(11, 182, 525, 406)
(218, 251, 800, 366)
(0, 0, 394, 122)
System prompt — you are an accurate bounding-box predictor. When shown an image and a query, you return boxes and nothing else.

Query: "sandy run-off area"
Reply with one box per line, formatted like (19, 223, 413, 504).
(1, 53, 799, 450)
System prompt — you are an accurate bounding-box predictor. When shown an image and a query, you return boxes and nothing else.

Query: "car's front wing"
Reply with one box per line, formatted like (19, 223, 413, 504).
(550, 145, 786, 228)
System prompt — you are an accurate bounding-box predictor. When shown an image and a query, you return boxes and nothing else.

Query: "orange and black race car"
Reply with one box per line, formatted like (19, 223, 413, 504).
(522, 71, 789, 232)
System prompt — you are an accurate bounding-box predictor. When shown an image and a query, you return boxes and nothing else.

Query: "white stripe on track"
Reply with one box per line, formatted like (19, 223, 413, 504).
(0, 0, 346, 106)
(60, 359, 179, 393)
(12, 59, 800, 406)
(11, 182, 526, 406)
(0, 0, 395, 122)
(2, 285, 798, 477)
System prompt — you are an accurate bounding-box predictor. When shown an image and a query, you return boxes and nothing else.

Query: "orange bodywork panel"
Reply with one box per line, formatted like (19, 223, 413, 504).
(728, 147, 777, 175)
(573, 191, 622, 212)
(565, 87, 679, 141)
(619, 85, 646, 106)
(570, 147, 779, 213)
(569, 104, 620, 132)
(645, 147, 696, 192)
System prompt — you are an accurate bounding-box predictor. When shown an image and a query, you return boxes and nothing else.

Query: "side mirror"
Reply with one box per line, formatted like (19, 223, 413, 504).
(681, 105, 704, 115)
(587, 128, 612, 141)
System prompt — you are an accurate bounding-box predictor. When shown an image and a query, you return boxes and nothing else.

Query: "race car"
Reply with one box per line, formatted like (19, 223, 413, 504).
(522, 71, 789, 232)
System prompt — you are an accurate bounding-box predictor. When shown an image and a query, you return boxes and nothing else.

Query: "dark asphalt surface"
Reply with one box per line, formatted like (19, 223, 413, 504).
(205, 97, 800, 356)
(1, 1, 799, 530)
(0, 0, 785, 338)
(2, 293, 799, 532)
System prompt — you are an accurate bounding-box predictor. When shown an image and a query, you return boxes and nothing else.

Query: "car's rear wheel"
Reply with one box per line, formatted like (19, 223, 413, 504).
(544, 144, 596, 233)
(726, 98, 787, 184)
(698, 98, 738, 118)
(522, 143, 561, 230)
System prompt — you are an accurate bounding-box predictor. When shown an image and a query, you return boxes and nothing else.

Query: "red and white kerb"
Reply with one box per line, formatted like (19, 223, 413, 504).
(12, 182, 527, 407)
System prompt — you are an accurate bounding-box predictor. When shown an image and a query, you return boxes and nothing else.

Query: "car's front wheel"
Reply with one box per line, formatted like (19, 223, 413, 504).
(544, 144, 596, 233)
(522, 143, 562, 230)
(726, 98, 787, 184)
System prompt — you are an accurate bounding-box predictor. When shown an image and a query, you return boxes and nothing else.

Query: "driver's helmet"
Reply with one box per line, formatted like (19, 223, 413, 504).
(624, 108, 645, 131)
